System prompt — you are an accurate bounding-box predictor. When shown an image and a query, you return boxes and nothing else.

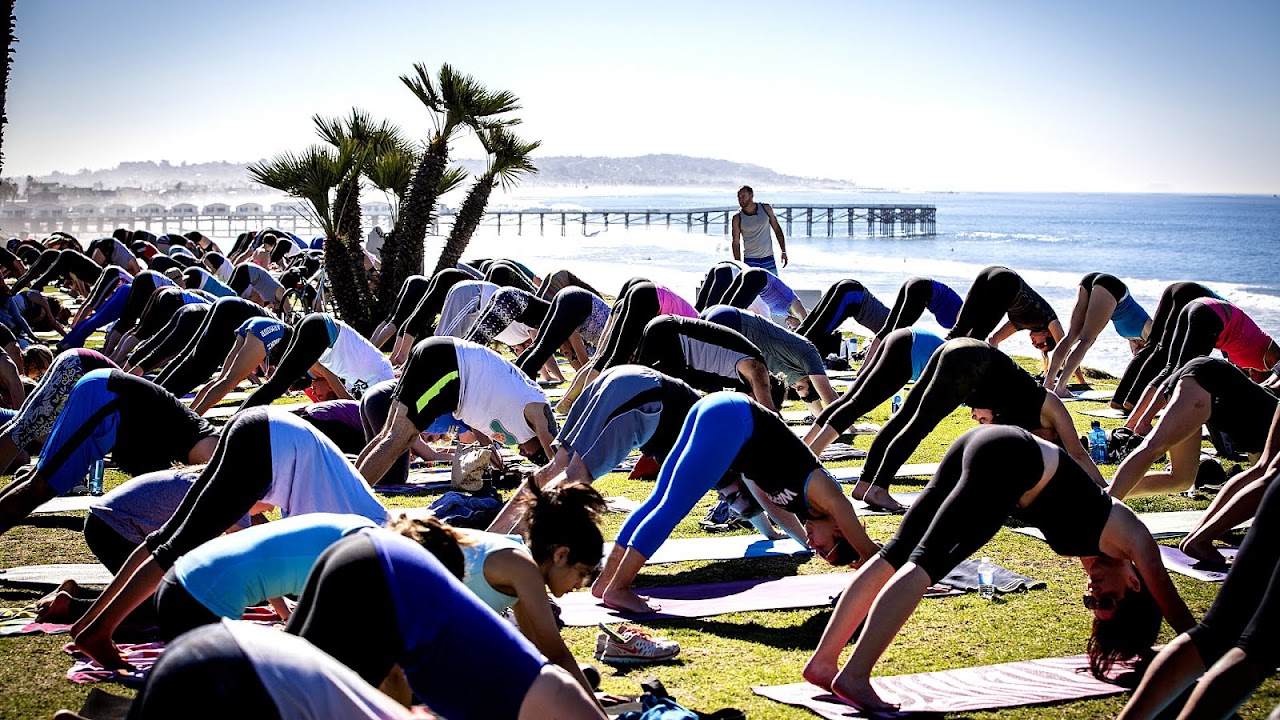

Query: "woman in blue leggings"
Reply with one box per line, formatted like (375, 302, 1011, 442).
(593, 391, 879, 613)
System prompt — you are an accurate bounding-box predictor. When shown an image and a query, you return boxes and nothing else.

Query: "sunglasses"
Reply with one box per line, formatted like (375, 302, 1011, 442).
(1081, 594, 1118, 611)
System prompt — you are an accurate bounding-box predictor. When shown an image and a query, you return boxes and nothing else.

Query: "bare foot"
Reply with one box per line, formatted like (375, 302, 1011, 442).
(72, 627, 131, 671)
(861, 486, 905, 514)
(36, 591, 74, 623)
(1054, 388, 1075, 399)
(849, 481, 872, 502)
(803, 655, 840, 692)
(590, 575, 609, 599)
(601, 588, 660, 614)
(36, 579, 80, 608)
(832, 672, 898, 712)
(1180, 535, 1227, 566)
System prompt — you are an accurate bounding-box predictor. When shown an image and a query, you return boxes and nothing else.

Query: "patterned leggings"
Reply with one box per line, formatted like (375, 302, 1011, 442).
(2, 352, 92, 447)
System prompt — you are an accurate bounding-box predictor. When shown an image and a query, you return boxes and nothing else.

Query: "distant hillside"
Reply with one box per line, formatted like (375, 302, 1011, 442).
(27, 155, 858, 195)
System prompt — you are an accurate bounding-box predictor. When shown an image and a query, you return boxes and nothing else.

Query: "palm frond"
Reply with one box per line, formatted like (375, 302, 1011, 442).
(438, 165, 469, 196)
(480, 129, 540, 192)
(365, 145, 421, 201)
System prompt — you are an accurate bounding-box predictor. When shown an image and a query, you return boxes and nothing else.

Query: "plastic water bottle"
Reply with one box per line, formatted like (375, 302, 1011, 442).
(1088, 421, 1108, 465)
(892, 394, 902, 413)
(88, 459, 105, 496)
(977, 557, 995, 600)
(846, 337, 859, 357)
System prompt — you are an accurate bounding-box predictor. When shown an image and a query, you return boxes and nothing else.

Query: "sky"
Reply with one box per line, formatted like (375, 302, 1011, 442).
(3, 0, 1278, 194)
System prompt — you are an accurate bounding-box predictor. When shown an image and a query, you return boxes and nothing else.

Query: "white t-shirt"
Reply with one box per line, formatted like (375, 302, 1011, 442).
(223, 619, 413, 720)
(319, 320, 395, 394)
(435, 281, 499, 338)
(453, 340, 547, 445)
(261, 409, 389, 524)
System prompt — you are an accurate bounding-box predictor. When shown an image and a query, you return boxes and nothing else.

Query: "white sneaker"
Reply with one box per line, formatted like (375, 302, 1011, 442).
(594, 623, 680, 665)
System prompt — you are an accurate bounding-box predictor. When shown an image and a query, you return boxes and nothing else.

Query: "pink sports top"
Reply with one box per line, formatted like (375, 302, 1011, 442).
(1205, 299, 1274, 371)
(655, 286, 697, 319)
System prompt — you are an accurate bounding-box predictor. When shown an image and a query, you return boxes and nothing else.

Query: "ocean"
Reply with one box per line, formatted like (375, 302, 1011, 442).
(433, 189, 1280, 376)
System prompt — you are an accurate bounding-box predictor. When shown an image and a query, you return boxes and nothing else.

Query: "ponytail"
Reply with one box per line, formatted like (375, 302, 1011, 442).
(386, 514, 470, 580)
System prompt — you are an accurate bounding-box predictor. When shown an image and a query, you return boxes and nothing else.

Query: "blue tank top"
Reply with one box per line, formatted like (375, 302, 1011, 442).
(927, 281, 963, 329)
(1109, 293, 1151, 339)
(237, 317, 288, 356)
(909, 329, 945, 381)
(365, 529, 545, 720)
(459, 531, 531, 613)
(174, 513, 376, 619)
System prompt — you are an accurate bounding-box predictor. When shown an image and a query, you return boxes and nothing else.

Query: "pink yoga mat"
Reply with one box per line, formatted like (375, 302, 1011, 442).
(557, 574, 962, 627)
(753, 654, 1129, 717)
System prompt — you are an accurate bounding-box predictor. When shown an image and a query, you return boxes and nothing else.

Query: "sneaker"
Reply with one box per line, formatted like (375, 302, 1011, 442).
(594, 623, 680, 665)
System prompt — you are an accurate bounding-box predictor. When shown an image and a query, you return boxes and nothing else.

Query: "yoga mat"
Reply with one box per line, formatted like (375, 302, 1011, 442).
(1015, 510, 1250, 543)
(33, 495, 97, 514)
(606, 496, 642, 514)
(1061, 389, 1116, 402)
(558, 573, 966, 626)
(828, 463, 940, 484)
(753, 653, 1127, 718)
(1079, 408, 1127, 419)
(0, 605, 71, 636)
(65, 641, 164, 686)
(601, 536, 812, 566)
(819, 444, 867, 462)
(1158, 545, 1238, 582)
(0, 563, 113, 587)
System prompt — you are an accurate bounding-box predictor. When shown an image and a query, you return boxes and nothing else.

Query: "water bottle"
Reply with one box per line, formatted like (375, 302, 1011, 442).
(1088, 421, 1108, 465)
(977, 557, 995, 600)
(88, 459, 105, 496)
(846, 337, 859, 357)
(891, 394, 902, 413)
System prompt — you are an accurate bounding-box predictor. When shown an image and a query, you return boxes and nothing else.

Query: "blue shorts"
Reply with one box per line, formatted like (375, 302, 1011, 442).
(559, 371, 664, 479)
(744, 255, 778, 275)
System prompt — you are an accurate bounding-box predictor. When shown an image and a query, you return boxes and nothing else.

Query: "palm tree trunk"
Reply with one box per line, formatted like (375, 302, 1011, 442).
(434, 173, 494, 273)
(384, 138, 446, 307)
(0, 2, 16, 175)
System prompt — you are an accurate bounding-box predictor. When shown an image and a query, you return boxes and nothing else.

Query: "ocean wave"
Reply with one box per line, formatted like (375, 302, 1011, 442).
(955, 231, 1072, 244)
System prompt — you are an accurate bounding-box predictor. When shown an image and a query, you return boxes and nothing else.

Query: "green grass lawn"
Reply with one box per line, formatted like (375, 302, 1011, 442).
(0, 347, 1275, 718)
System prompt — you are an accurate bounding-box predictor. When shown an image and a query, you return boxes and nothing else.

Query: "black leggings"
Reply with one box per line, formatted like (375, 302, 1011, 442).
(695, 264, 737, 311)
(83, 266, 131, 314)
(241, 313, 333, 409)
(879, 426, 1043, 581)
(385, 274, 430, 328)
(724, 267, 771, 310)
(1115, 282, 1216, 407)
(360, 380, 408, 484)
(484, 260, 538, 294)
(948, 266, 1023, 340)
(862, 341, 1019, 490)
(145, 408, 274, 570)
(285, 533, 400, 688)
(877, 277, 933, 340)
(9, 249, 60, 292)
(145, 254, 184, 276)
(1149, 300, 1226, 391)
(393, 337, 462, 431)
(155, 569, 220, 643)
(515, 287, 597, 378)
(400, 268, 472, 338)
(817, 327, 914, 432)
(1187, 468, 1280, 669)
(634, 315, 758, 393)
(156, 298, 264, 398)
(25, 249, 102, 292)
(116, 271, 172, 336)
(595, 281, 661, 369)
(798, 279, 872, 356)
(129, 305, 211, 372)
(127, 622, 279, 720)
(134, 287, 191, 343)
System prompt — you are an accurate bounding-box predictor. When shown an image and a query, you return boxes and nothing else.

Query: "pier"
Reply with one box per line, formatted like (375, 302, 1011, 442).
(0, 203, 935, 239)
(484, 204, 936, 237)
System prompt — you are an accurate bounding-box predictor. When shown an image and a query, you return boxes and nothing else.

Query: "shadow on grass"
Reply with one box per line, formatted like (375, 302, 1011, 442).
(675, 611, 834, 652)
(633, 556, 811, 589)
(18, 515, 84, 532)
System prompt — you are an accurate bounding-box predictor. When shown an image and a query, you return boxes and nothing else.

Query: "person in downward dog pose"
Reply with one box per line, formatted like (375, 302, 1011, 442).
(593, 391, 880, 614)
(796, 279, 890, 357)
(863, 276, 962, 360)
(948, 265, 1068, 372)
(1043, 272, 1151, 398)
(805, 425, 1194, 712)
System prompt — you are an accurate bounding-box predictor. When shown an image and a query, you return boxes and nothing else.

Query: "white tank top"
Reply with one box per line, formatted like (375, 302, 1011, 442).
(318, 320, 395, 394)
(453, 340, 547, 444)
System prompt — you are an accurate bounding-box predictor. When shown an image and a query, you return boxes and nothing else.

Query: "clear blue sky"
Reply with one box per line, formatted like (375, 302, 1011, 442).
(4, 0, 1277, 193)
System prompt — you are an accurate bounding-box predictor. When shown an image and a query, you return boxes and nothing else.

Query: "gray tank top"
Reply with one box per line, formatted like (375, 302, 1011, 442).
(737, 204, 774, 259)
(679, 335, 750, 381)
(856, 291, 890, 333)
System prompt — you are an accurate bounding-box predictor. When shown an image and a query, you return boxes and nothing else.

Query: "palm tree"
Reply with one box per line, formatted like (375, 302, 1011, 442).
(436, 128, 540, 272)
(247, 143, 376, 327)
(0, 1, 14, 175)
(387, 63, 520, 299)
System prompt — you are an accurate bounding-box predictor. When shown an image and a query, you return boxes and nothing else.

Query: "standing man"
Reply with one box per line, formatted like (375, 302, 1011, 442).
(732, 185, 788, 274)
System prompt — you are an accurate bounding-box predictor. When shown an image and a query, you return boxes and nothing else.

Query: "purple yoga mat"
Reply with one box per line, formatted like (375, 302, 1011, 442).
(557, 574, 963, 627)
(753, 654, 1129, 717)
